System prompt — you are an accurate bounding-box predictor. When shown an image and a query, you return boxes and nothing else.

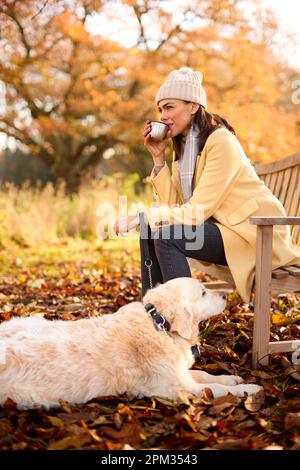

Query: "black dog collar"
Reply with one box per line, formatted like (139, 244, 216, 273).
(144, 304, 201, 361)
(144, 303, 171, 332)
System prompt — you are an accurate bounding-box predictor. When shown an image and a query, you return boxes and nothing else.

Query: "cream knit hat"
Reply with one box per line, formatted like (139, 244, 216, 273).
(156, 67, 207, 108)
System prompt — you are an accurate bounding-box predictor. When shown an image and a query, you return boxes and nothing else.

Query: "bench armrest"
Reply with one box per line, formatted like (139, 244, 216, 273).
(250, 216, 300, 226)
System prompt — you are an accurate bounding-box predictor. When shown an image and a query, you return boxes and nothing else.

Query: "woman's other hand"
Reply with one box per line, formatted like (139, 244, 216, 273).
(113, 215, 140, 236)
(143, 121, 171, 166)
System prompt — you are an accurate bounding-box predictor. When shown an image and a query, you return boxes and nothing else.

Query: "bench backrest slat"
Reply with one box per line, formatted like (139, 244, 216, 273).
(254, 152, 300, 246)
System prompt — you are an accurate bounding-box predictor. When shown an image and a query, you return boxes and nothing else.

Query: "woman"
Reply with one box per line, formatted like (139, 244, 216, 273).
(116, 67, 300, 303)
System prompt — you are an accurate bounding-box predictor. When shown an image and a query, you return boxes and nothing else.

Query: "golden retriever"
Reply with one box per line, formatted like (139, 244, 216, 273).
(0, 277, 262, 409)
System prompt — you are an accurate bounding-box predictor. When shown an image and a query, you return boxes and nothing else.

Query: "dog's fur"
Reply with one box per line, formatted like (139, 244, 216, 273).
(0, 278, 262, 409)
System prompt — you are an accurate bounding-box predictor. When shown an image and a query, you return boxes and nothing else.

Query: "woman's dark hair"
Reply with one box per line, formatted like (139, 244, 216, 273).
(172, 104, 235, 160)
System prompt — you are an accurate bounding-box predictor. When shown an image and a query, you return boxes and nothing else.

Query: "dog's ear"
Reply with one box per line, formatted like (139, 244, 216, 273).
(171, 308, 193, 340)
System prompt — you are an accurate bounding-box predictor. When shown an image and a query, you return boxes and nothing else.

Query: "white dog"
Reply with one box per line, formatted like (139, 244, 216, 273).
(0, 277, 262, 409)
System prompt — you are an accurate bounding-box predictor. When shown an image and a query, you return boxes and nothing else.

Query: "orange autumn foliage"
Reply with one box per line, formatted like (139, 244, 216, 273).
(0, 0, 299, 191)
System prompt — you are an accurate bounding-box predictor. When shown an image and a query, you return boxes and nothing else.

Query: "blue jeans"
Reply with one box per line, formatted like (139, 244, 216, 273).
(139, 213, 227, 297)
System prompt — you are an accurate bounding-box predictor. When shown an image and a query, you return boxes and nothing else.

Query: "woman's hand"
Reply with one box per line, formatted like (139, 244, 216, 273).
(113, 215, 140, 236)
(143, 121, 171, 166)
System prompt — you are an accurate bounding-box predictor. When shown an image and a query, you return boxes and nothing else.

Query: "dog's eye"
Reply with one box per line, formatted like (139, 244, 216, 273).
(202, 290, 206, 296)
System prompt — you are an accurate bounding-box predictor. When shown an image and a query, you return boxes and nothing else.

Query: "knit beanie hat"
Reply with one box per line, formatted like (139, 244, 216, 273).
(156, 67, 207, 108)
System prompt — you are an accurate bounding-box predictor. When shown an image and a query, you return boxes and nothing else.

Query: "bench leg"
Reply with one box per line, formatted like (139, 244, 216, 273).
(252, 225, 273, 368)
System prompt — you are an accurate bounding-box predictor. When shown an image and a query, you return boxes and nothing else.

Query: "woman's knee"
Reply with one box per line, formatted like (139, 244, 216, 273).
(153, 226, 179, 252)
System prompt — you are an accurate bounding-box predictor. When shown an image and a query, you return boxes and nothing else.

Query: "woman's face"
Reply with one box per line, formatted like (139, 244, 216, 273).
(158, 99, 199, 137)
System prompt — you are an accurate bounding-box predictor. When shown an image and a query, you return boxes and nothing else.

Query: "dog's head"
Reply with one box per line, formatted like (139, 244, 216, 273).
(143, 277, 226, 343)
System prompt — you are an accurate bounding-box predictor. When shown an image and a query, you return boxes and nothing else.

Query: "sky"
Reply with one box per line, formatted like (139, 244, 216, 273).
(263, 0, 300, 68)
(86, 0, 300, 69)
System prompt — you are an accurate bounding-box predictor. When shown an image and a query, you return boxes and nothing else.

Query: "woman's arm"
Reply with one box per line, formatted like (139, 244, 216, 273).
(146, 130, 243, 228)
(150, 161, 180, 205)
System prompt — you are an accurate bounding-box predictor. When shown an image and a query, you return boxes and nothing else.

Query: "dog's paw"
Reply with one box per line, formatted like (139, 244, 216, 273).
(218, 374, 244, 386)
(230, 375, 244, 385)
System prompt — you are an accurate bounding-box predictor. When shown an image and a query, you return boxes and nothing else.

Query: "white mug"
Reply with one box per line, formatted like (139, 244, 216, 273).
(150, 121, 169, 141)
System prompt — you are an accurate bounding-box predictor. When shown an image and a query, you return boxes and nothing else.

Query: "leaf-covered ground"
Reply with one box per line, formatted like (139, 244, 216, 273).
(0, 239, 300, 450)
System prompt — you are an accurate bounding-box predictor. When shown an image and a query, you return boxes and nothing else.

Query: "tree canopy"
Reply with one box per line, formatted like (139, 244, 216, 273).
(0, 0, 299, 191)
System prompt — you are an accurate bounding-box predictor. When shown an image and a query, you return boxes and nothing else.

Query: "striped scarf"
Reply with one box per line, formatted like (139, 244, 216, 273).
(178, 123, 200, 202)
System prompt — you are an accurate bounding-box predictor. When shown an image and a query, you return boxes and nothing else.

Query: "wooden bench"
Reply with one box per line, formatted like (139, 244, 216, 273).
(191, 151, 300, 368)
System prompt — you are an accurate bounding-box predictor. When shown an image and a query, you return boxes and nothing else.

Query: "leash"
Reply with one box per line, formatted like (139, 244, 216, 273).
(139, 213, 153, 289)
(140, 213, 201, 362)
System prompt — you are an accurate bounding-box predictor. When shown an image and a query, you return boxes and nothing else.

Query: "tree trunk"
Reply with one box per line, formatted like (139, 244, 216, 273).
(58, 171, 83, 194)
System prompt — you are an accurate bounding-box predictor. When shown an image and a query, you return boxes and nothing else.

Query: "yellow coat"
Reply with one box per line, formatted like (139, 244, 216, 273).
(147, 128, 300, 302)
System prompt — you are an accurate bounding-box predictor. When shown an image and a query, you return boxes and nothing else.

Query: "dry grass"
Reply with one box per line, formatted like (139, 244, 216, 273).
(0, 174, 152, 248)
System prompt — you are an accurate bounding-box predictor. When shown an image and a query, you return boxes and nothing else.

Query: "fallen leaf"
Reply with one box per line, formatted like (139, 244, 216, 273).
(272, 313, 287, 325)
(48, 434, 92, 450)
(101, 422, 144, 445)
(284, 412, 300, 429)
(47, 416, 64, 428)
(223, 346, 239, 361)
(27, 278, 45, 288)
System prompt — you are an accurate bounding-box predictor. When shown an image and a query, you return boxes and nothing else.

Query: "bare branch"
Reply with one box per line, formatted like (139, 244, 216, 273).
(132, 4, 149, 50)
(154, 23, 181, 52)
(0, 119, 53, 166)
(8, 11, 31, 59)
(153, 8, 204, 52)
(31, 0, 49, 20)
(27, 35, 65, 64)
